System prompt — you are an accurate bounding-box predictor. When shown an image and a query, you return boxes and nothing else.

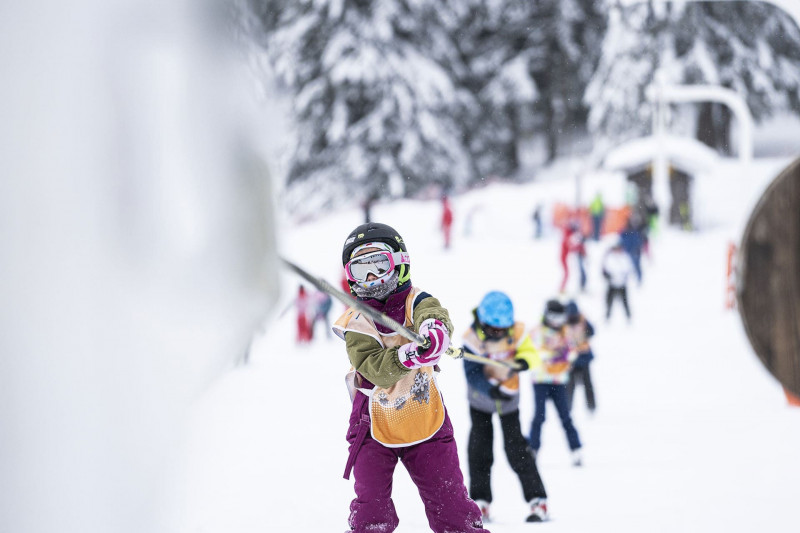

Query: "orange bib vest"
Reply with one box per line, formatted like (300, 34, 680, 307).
(333, 288, 446, 448)
(462, 321, 526, 394)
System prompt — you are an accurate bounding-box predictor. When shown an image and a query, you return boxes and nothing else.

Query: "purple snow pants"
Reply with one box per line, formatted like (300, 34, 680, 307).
(345, 392, 490, 533)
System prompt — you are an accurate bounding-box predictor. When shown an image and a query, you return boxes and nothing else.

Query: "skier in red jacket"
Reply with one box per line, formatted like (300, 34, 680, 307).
(559, 223, 586, 293)
(441, 195, 454, 250)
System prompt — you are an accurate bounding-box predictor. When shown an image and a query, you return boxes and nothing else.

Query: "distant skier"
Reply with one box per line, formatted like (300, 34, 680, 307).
(620, 218, 645, 283)
(528, 299, 583, 466)
(532, 204, 543, 239)
(589, 192, 605, 241)
(441, 195, 454, 250)
(564, 301, 596, 414)
(462, 291, 549, 523)
(295, 285, 313, 344)
(312, 290, 333, 339)
(559, 223, 587, 293)
(643, 194, 659, 237)
(333, 222, 488, 533)
(602, 239, 636, 322)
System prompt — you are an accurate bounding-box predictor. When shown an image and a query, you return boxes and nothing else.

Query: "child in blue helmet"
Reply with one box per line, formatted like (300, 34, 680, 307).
(462, 291, 549, 523)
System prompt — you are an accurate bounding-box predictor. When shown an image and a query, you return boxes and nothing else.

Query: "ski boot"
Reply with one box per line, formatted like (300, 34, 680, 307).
(526, 498, 549, 522)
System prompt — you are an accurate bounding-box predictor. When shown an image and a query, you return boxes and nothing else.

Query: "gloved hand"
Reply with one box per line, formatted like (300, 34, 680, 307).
(511, 358, 530, 373)
(398, 341, 440, 369)
(397, 319, 450, 369)
(417, 318, 450, 358)
(489, 384, 513, 401)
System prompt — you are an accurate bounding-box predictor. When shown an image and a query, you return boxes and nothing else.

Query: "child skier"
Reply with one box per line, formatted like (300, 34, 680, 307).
(312, 290, 333, 339)
(462, 291, 550, 523)
(528, 299, 583, 466)
(441, 195, 454, 250)
(295, 285, 313, 344)
(559, 223, 587, 293)
(564, 301, 596, 414)
(333, 222, 488, 533)
(602, 239, 636, 321)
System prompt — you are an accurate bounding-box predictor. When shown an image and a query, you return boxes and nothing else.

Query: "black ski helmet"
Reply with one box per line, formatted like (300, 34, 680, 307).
(342, 222, 410, 284)
(543, 299, 566, 327)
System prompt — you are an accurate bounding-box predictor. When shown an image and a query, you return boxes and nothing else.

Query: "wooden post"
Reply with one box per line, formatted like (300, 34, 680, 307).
(737, 157, 800, 398)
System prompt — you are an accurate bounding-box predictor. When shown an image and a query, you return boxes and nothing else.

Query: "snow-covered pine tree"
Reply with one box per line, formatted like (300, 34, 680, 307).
(431, 0, 604, 177)
(245, 0, 470, 217)
(677, 2, 800, 153)
(527, 0, 607, 163)
(428, 0, 539, 182)
(584, 3, 664, 145)
(586, 1, 800, 154)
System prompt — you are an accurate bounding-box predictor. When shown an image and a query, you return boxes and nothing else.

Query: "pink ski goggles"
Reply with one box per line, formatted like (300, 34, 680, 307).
(344, 250, 410, 283)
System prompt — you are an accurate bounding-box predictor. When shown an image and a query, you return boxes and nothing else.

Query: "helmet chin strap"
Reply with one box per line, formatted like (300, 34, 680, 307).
(352, 270, 399, 300)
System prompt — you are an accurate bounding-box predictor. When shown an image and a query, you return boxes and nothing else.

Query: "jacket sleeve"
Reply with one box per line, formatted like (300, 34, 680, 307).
(345, 331, 411, 389)
(463, 348, 493, 396)
(344, 291, 452, 389)
(515, 334, 542, 370)
(411, 292, 454, 335)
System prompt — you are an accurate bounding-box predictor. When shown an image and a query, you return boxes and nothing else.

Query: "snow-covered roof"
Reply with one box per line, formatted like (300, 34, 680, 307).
(602, 135, 720, 175)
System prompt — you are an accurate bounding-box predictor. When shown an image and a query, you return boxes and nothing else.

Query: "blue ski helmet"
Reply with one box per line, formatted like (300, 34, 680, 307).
(477, 291, 514, 328)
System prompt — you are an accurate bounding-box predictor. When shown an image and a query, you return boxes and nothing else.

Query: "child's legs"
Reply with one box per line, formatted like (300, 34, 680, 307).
(529, 384, 549, 450)
(551, 385, 582, 450)
(621, 286, 631, 318)
(632, 253, 642, 281)
(349, 437, 400, 533)
(499, 410, 547, 501)
(560, 256, 569, 292)
(566, 371, 577, 411)
(572, 366, 589, 409)
(467, 407, 494, 503)
(578, 256, 587, 288)
(605, 286, 614, 318)
(300, 315, 312, 341)
(402, 414, 488, 533)
(582, 365, 596, 410)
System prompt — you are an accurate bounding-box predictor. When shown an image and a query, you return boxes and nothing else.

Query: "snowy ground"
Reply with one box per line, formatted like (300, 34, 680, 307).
(176, 156, 800, 533)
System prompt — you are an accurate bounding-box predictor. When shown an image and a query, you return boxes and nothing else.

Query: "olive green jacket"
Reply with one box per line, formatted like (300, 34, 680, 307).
(339, 291, 453, 389)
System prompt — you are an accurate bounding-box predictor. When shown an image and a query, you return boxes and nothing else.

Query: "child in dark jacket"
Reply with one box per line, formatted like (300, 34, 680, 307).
(333, 222, 488, 533)
(463, 291, 549, 523)
(564, 301, 597, 414)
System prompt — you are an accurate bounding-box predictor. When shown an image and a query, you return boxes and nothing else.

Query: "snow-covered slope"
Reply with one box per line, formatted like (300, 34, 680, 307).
(177, 156, 800, 533)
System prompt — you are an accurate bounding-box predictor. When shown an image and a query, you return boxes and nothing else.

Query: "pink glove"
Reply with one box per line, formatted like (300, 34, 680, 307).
(397, 319, 450, 369)
(418, 318, 450, 359)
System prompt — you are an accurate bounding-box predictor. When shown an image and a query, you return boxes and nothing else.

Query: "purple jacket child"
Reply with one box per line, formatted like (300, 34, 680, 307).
(334, 222, 489, 533)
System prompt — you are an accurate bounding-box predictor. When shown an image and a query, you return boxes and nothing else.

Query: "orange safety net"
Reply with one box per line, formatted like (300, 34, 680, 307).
(552, 203, 632, 236)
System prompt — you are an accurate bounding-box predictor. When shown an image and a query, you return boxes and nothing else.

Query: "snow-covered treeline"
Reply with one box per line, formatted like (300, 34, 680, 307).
(239, 1, 800, 216)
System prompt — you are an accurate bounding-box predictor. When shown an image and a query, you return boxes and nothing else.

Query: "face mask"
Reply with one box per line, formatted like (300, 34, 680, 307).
(352, 270, 399, 300)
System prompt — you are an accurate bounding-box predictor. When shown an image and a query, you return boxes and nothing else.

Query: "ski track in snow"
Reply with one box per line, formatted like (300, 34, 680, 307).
(178, 157, 800, 533)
